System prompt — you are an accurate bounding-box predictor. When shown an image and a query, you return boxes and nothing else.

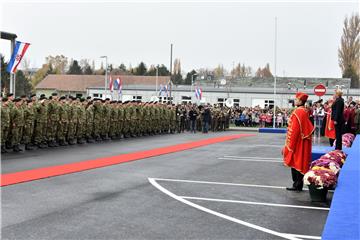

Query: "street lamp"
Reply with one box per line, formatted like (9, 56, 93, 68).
(100, 56, 108, 99)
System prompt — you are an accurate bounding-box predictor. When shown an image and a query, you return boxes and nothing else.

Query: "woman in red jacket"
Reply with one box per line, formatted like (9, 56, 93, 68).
(324, 99, 336, 146)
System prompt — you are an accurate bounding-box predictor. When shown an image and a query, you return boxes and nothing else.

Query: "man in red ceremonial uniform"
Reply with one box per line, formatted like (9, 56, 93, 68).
(282, 92, 314, 191)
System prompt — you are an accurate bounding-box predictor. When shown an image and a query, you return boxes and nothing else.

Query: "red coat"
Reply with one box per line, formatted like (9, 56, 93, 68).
(324, 110, 335, 139)
(283, 106, 314, 174)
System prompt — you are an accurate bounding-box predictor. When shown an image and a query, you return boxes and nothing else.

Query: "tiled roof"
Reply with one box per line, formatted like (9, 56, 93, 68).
(35, 74, 170, 92)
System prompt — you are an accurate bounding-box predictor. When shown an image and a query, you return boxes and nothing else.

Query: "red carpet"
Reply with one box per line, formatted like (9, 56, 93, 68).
(1, 134, 254, 187)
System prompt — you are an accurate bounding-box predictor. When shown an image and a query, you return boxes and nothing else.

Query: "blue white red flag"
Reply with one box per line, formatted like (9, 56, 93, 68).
(117, 77, 122, 95)
(6, 41, 30, 73)
(109, 75, 114, 91)
(195, 86, 202, 100)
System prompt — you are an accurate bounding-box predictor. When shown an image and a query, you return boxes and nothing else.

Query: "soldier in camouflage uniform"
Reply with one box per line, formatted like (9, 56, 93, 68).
(10, 98, 25, 152)
(93, 98, 103, 141)
(22, 99, 35, 150)
(57, 96, 69, 146)
(85, 99, 95, 143)
(34, 96, 48, 148)
(1, 97, 10, 153)
(67, 97, 78, 145)
(117, 101, 125, 138)
(76, 98, 87, 144)
(47, 93, 60, 147)
(101, 99, 111, 140)
(109, 101, 119, 140)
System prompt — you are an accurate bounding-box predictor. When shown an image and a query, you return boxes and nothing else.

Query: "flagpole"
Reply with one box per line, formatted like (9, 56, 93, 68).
(156, 66, 158, 95)
(272, 17, 278, 129)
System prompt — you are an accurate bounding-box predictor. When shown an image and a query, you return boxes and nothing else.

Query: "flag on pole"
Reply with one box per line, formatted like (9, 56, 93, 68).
(6, 41, 31, 73)
(118, 77, 122, 96)
(109, 75, 114, 92)
(195, 86, 202, 100)
(159, 84, 163, 96)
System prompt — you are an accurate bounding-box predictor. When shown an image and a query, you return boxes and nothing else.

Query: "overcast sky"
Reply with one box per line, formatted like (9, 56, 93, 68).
(0, 0, 359, 77)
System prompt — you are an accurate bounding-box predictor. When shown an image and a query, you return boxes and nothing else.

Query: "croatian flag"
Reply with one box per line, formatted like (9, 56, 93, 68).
(118, 77, 122, 95)
(195, 86, 202, 100)
(6, 41, 30, 73)
(109, 75, 114, 91)
(159, 84, 168, 96)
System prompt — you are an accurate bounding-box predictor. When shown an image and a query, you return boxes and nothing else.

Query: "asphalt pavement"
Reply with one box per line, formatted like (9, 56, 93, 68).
(1, 131, 331, 240)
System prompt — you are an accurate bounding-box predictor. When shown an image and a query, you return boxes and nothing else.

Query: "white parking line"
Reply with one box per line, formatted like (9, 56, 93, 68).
(179, 196, 330, 211)
(285, 234, 321, 239)
(152, 177, 293, 190)
(149, 178, 301, 240)
(218, 157, 283, 163)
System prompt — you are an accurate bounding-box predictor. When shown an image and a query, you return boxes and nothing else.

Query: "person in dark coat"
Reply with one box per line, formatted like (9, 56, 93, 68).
(331, 89, 345, 150)
(189, 106, 198, 133)
(202, 105, 212, 133)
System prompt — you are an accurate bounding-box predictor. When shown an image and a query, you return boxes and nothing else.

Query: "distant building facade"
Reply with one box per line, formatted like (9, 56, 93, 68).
(36, 75, 357, 107)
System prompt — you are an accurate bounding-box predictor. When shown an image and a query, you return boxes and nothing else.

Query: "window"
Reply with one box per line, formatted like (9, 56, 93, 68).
(93, 93, 102, 98)
(265, 100, 274, 109)
(182, 96, 191, 100)
(133, 96, 142, 101)
(233, 99, 240, 107)
(159, 96, 173, 103)
(76, 94, 83, 98)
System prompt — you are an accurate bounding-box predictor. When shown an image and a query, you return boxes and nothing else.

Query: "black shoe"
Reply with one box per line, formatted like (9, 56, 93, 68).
(25, 144, 34, 150)
(286, 187, 302, 192)
(1, 145, 8, 153)
(13, 145, 23, 152)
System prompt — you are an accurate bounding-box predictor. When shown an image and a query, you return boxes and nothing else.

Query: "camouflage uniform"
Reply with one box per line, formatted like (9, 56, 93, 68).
(47, 99, 59, 146)
(10, 103, 24, 151)
(86, 102, 95, 142)
(34, 101, 48, 147)
(1, 103, 10, 152)
(22, 103, 35, 149)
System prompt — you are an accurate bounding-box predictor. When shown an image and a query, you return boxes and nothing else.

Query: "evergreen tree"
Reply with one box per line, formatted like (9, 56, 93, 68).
(15, 70, 32, 96)
(135, 62, 147, 75)
(1, 55, 10, 94)
(67, 60, 82, 74)
(184, 70, 197, 85)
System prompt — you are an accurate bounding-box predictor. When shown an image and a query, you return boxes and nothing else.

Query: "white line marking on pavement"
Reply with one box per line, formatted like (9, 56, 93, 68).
(284, 234, 321, 239)
(179, 196, 330, 211)
(223, 156, 283, 160)
(152, 177, 291, 190)
(218, 157, 283, 163)
(149, 178, 301, 240)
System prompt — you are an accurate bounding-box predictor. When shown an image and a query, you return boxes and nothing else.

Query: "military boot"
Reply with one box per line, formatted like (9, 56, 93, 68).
(1, 145, 8, 153)
(25, 144, 34, 150)
(13, 145, 23, 152)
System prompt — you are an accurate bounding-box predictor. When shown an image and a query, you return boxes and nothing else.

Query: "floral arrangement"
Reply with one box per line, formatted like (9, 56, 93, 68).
(333, 133, 355, 148)
(310, 158, 341, 175)
(320, 150, 347, 167)
(303, 169, 337, 189)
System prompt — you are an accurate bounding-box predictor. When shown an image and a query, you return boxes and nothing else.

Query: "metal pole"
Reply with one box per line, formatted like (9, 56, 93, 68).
(105, 57, 108, 99)
(10, 39, 15, 94)
(156, 66, 158, 95)
(273, 17, 278, 128)
(169, 43, 173, 103)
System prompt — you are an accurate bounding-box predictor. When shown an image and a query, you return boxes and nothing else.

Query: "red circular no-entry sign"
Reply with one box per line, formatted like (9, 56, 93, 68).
(314, 84, 326, 97)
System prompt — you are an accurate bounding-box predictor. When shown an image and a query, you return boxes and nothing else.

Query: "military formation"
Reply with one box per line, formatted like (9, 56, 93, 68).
(1, 93, 231, 153)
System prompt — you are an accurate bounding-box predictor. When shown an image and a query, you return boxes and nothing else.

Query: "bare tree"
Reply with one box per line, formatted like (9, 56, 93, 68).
(338, 13, 360, 88)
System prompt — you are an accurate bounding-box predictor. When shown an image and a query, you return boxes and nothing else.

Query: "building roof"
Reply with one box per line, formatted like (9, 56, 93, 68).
(35, 74, 171, 92)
